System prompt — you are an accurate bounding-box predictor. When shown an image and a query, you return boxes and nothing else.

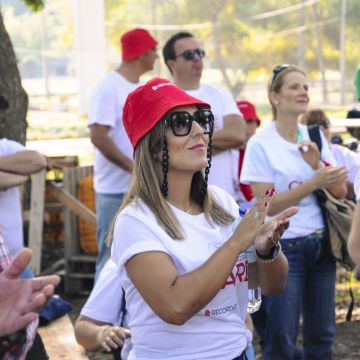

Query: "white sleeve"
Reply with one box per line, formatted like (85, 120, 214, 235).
(332, 145, 360, 183)
(240, 138, 274, 184)
(111, 207, 169, 270)
(319, 131, 337, 165)
(0, 139, 26, 157)
(80, 260, 123, 325)
(209, 185, 239, 218)
(88, 83, 117, 128)
(218, 88, 241, 117)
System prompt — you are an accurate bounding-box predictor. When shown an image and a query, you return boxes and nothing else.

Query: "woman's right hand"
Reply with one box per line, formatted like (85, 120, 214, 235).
(311, 166, 348, 190)
(231, 188, 275, 251)
(97, 325, 131, 352)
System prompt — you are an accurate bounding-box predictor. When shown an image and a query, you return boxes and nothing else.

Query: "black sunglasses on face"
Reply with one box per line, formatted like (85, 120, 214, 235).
(268, 64, 290, 90)
(175, 48, 206, 61)
(166, 109, 214, 136)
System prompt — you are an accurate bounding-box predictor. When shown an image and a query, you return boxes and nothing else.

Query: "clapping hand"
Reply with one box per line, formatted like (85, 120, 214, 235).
(0, 248, 60, 337)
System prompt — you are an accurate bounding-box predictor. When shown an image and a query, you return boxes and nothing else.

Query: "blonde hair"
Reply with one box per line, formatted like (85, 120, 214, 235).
(268, 64, 306, 119)
(107, 119, 235, 243)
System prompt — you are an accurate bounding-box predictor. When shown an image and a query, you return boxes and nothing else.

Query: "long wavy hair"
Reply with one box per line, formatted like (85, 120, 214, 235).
(108, 112, 235, 242)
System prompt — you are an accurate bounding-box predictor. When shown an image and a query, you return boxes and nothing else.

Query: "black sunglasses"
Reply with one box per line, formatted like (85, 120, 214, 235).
(268, 64, 290, 90)
(175, 48, 206, 61)
(165, 109, 214, 136)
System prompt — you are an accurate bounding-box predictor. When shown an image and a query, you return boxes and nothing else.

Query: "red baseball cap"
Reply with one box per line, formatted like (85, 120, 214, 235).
(236, 100, 261, 126)
(123, 77, 210, 149)
(121, 28, 158, 61)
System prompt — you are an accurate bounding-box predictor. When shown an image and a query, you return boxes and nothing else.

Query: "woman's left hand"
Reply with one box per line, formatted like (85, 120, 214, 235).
(254, 207, 298, 256)
(299, 140, 321, 170)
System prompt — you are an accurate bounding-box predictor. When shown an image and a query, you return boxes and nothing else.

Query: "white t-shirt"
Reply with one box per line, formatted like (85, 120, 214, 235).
(89, 71, 141, 194)
(330, 144, 360, 183)
(354, 169, 360, 201)
(186, 84, 241, 198)
(0, 139, 26, 257)
(80, 260, 124, 325)
(241, 122, 336, 239)
(111, 185, 251, 360)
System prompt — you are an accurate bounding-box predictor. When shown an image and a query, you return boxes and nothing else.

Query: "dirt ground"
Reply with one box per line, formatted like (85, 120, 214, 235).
(40, 238, 360, 360)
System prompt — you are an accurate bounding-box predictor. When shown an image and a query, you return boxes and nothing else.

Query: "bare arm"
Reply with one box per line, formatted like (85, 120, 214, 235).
(348, 201, 360, 267)
(125, 194, 296, 325)
(212, 114, 245, 151)
(90, 124, 133, 173)
(0, 150, 46, 175)
(0, 170, 28, 190)
(75, 315, 130, 352)
(251, 166, 348, 216)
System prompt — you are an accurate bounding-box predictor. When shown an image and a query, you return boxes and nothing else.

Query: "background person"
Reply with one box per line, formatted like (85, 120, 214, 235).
(88, 28, 158, 279)
(75, 260, 130, 359)
(301, 108, 360, 200)
(108, 77, 296, 359)
(0, 138, 47, 275)
(163, 32, 245, 199)
(241, 64, 348, 360)
(235, 100, 261, 207)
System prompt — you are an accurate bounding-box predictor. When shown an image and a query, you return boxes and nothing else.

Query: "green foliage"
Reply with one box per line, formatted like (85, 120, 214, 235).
(22, 0, 44, 12)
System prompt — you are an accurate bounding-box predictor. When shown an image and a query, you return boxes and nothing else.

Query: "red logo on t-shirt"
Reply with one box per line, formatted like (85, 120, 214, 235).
(222, 260, 248, 289)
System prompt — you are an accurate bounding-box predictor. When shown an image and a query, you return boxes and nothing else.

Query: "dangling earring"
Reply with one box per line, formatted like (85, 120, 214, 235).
(161, 135, 169, 197)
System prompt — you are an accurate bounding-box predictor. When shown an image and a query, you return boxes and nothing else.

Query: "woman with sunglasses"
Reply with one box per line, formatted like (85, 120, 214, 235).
(241, 65, 348, 360)
(106, 77, 296, 360)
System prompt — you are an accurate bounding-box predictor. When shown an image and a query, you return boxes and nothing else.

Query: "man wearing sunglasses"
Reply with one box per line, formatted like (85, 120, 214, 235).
(163, 32, 245, 199)
(88, 28, 158, 280)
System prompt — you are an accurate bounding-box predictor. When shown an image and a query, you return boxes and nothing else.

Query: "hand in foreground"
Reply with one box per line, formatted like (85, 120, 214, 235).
(312, 166, 348, 189)
(255, 207, 299, 256)
(232, 188, 276, 252)
(299, 140, 320, 170)
(97, 325, 131, 352)
(0, 248, 60, 337)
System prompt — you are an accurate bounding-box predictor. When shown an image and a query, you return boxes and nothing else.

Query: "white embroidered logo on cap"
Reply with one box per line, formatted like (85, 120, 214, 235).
(152, 82, 175, 91)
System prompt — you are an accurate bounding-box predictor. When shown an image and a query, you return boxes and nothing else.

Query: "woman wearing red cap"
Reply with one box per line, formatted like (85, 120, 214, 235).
(107, 77, 296, 360)
(241, 65, 347, 360)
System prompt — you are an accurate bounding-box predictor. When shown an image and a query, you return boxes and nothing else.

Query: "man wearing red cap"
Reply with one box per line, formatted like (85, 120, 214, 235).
(88, 28, 158, 279)
(163, 32, 245, 199)
(236, 100, 261, 205)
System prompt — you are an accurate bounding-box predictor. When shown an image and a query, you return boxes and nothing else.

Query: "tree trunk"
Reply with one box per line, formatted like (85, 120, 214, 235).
(0, 11, 28, 145)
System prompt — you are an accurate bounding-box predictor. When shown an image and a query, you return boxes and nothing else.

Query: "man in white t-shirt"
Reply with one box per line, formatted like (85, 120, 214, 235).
(88, 28, 158, 279)
(162, 32, 245, 198)
(0, 139, 47, 261)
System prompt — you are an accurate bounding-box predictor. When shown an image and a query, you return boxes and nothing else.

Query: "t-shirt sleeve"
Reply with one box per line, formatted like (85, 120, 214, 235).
(88, 83, 118, 128)
(240, 138, 274, 184)
(319, 131, 337, 165)
(0, 139, 26, 157)
(219, 88, 241, 117)
(80, 260, 123, 325)
(111, 207, 169, 270)
(209, 185, 239, 218)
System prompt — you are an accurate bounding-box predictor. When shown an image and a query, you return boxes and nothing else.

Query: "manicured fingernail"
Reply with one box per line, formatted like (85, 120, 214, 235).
(270, 188, 276, 196)
(265, 201, 269, 207)
(265, 189, 270, 195)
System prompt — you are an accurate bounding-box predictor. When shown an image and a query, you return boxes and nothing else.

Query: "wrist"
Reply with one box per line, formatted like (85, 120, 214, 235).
(313, 160, 325, 171)
(96, 325, 110, 346)
(256, 242, 282, 262)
